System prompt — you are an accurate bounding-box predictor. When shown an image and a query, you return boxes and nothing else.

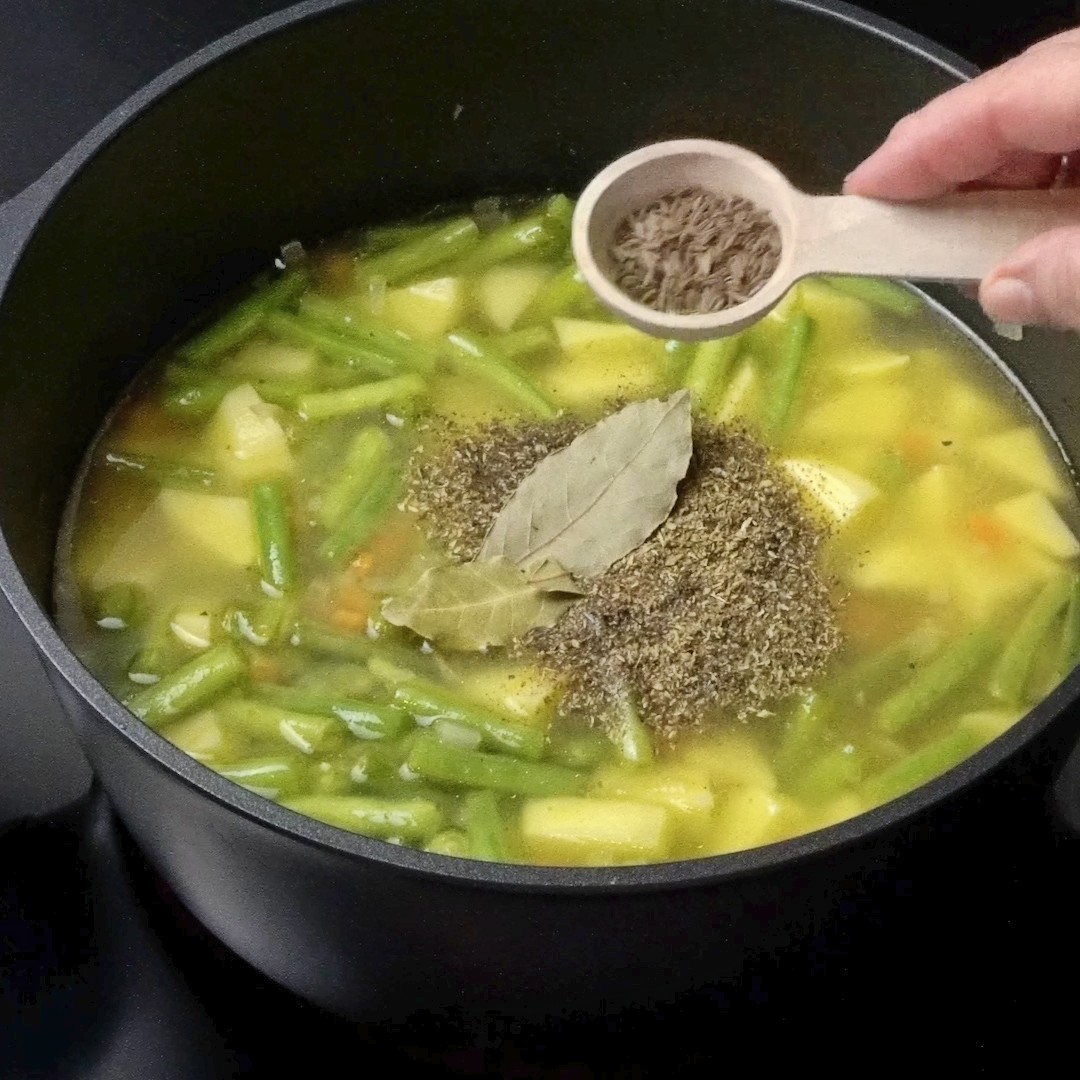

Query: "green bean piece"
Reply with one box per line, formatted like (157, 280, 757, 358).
(363, 220, 443, 254)
(543, 193, 575, 231)
(460, 789, 509, 861)
(517, 263, 597, 324)
(774, 691, 832, 780)
(663, 339, 696, 384)
(445, 330, 558, 418)
(222, 596, 296, 648)
(407, 732, 584, 797)
(263, 310, 401, 377)
(298, 373, 425, 422)
(682, 335, 742, 407)
(294, 662, 378, 699)
(493, 326, 556, 360)
(357, 216, 480, 286)
(218, 698, 347, 756)
(295, 619, 375, 661)
(877, 630, 997, 735)
(822, 275, 922, 318)
(178, 269, 309, 366)
(296, 294, 440, 373)
(608, 691, 653, 766)
(761, 311, 814, 439)
(862, 728, 984, 806)
(282, 794, 444, 841)
(127, 611, 191, 685)
(393, 679, 546, 760)
(424, 829, 471, 857)
(103, 450, 218, 491)
(319, 470, 403, 564)
(784, 745, 863, 803)
(990, 574, 1072, 704)
(250, 481, 298, 594)
(1055, 575, 1080, 682)
(127, 643, 247, 728)
(367, 651, 437, 689)
(457, 206, 569, 275)
(91, 583, 147, 631)
(254, 683, 411, 740)
(317, 425, 392, 529)
(161, 378, 230, 421)
(548, 729, 615, 771)
(219, 755, 311, 800)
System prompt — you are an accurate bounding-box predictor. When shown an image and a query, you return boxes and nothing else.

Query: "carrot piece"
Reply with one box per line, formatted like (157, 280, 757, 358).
(966, 511, 1011, 554)
(249, 652, 285, 684)
(898, 428, 934, 466)
(329, 608, 371, 632)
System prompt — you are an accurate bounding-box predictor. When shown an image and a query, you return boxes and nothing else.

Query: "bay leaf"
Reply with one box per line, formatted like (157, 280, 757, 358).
(523, 557, 586, 595)
(381, 556, 579, 649)
(478, 390, 693, 578)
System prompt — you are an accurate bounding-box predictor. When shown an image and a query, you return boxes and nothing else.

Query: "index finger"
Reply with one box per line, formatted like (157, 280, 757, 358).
(844, 33, 1080, 200)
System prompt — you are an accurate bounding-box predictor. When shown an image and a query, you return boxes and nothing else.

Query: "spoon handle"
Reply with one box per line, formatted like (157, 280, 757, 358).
(792, 188, 1080, 282)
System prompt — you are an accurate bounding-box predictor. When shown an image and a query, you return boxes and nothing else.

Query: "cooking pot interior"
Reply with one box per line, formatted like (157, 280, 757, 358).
(1, 0, 1078, 663)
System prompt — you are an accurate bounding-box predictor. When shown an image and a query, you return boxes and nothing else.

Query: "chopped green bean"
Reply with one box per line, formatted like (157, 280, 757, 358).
(250, 481, 297, 594)
(548, 729, 615, 771)
(990, 574, 1072, 704)
(608, 691, 653, 766)
(460, 789, 509, 860)
(363, 220, 443, 254)
(178, 269, 309, 366)
(682, 335, 742, 407)
(222, 596, 296, 648)
(282, 794, 444, 841)
(493, 325, 556, 360)
(161, 378, 230, 420)
(877, 630, 997, 735)
(263, 310, 401, 377)
(761, 311, 814, 439)
(408, 732, 584, 796)
(103, 450, 218, 491)
(253, 683, 411, 740)
(219, 755, 311, 799)
(127, 643, 247, 728)
(298, 373, 425, 422)
(294, 619, 375, 661)
(862, 728, 984, 805)
(446, 330, 557, 418)
(218, 698, 346, 755)
(394, 679, 546, 760)
(317, 425, 392, 529)
(457, 206, 569, 274)
(357, 216, 480, 285)
(319, 469, 403, 564)
(823, 275, 922, 318)
(774, 691, 832, 780)
(90, 583, 147, 631)
(784, 745, 863, 803)
(517, 263, 598, 325)
(424, 829, 471, 857)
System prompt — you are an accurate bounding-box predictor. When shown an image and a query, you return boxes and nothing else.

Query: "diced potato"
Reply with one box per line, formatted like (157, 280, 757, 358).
(795, 278, 873, 355)
(992, 490, 1080, 559)
(226, 341, 317, 379)
(90, 503, 168, 590)
(899, 463, 961, 536)
(678, 731, 777, 793)
(799, 383, 913, 443)
(782, 458, 879, 525)
(969, 427, 1068, 501)
(157, 489, 258, 568)
(450, 662, 562, 728)
(845, 539, 953, 602)
(708, 785, 785, 854)
(206, 384, 293, 482)
(827, 345, 910, 378)
(476, 264, 553, 331)
(809, 793, 866, 832)
(163, 709, 230, 764)
(540, 318, 664, 407)
(957, 708, 1023, 743)
(948, 543, 1059, 623)
(520, 797, 671, 864)
(931, 372, 1010, 437)
(381, 277, 465, 341)
(170, 610, 213, 649)
(592, 764, 715, 817)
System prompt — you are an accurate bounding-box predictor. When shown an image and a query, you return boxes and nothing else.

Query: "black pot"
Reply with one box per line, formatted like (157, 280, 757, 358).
(2, 0, 1079, 1026)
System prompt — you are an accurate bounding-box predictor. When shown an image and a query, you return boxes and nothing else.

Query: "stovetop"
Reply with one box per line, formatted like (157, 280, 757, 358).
(3, 3, 1080, 1076)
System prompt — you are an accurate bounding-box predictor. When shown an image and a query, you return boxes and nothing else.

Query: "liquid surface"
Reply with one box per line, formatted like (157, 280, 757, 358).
(55, 196, 1080, 866)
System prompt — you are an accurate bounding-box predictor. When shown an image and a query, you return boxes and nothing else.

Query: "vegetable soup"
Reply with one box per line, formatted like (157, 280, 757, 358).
(55, 195, 1080, 866)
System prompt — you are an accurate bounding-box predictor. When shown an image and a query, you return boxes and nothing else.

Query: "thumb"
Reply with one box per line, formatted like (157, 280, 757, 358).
(979, 225, 1080, 330)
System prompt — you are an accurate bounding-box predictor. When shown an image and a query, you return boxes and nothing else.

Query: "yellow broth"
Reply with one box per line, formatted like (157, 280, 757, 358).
(54, 197, 1080, 866)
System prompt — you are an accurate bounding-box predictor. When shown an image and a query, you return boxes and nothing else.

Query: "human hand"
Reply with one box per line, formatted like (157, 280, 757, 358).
(844, 29, 1080, 331)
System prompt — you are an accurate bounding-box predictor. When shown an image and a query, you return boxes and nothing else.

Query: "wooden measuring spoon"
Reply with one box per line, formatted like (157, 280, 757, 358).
(571, 139, 1080, 340)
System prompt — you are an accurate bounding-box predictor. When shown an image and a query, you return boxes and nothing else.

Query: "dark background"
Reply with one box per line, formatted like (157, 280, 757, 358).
(2, 2, 1080, 1077)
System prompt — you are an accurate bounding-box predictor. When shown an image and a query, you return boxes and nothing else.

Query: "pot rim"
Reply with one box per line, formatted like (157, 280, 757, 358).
(2, 0, 1060, 894)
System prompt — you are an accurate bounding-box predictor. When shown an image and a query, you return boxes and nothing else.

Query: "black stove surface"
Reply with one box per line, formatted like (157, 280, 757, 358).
(3, 3, 1080, 1076)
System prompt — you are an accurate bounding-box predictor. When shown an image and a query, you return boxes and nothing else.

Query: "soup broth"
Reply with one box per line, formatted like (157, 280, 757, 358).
(55, 195, 1080, 866)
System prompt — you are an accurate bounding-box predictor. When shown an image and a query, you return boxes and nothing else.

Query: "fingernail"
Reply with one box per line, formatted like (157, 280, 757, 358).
(981, 277, 1039, 324)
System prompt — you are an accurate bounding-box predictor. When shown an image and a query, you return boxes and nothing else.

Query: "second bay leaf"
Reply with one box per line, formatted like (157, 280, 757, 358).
(381, 556, 579, 649)
(478, 390, 693, 578)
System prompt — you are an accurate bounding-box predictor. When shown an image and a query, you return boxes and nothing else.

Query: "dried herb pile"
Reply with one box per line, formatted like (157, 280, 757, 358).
(403, 409, 841, 735)
(609, 185, 782, 315)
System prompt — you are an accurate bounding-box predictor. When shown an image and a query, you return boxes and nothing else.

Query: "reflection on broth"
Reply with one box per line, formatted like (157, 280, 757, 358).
(55, 195, 1080, 867)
